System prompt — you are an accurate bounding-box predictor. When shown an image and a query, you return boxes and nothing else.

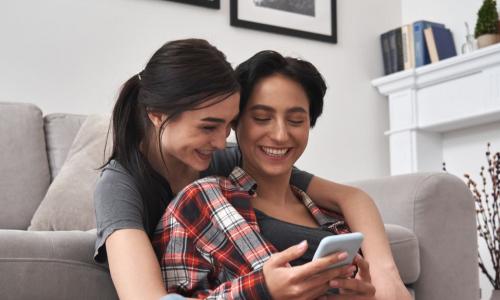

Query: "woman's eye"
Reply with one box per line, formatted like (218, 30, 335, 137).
(289, 120, 304, 125)
(202, 126, 217, 132)
(253, 117, 270, 122)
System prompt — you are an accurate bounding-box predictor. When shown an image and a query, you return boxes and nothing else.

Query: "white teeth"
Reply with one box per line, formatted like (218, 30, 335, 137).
(261, 147, 289, 157)
(198, 150, 213, 155)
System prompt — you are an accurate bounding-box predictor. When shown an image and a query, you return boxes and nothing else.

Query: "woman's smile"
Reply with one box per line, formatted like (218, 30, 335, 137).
(259, 146, 292, 160)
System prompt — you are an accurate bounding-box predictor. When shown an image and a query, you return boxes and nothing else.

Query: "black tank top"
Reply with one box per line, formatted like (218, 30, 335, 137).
(253, 208, 334, 266)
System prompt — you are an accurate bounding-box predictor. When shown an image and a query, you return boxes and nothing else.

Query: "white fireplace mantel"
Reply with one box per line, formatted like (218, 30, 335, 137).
(372, 43, 500, 175)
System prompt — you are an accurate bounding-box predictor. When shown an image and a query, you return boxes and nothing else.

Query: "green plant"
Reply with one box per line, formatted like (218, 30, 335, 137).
(475, 0, 499, 38)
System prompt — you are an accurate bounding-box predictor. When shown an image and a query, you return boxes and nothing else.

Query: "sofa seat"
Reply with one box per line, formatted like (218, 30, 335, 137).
(0, 230, 117, 300)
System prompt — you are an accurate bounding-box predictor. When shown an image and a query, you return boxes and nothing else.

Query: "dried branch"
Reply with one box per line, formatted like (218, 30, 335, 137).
(448, 143, 500, 289)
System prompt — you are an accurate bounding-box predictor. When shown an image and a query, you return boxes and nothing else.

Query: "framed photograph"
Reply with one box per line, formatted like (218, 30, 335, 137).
(230, 0, 337, 44)
(165, 0, 220, 9)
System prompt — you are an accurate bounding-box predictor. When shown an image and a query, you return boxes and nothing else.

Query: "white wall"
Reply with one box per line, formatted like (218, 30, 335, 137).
(0, 0, 401, 183)
(402, 1, 500, 298)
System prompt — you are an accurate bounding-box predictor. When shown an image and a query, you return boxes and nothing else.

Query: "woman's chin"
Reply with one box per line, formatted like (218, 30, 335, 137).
(256, 165, 293, 178)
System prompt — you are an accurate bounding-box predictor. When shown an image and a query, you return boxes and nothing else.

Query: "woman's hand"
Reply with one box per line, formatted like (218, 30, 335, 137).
(325, 254, 376, 299)
(263, 240, 356, 300)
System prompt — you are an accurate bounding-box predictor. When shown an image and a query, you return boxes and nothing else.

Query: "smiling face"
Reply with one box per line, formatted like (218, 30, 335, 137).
(236, 74, 310, 179)
(158, 92, 240, 172)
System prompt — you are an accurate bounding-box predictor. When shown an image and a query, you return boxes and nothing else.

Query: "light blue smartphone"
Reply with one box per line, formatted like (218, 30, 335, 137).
(312, 232, 364, 269)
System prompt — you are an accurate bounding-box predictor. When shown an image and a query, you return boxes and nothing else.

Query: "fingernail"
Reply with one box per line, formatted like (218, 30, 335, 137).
(347, 266, 356, 273)
(330, 280, 339, 287)
(298, 240, 308, 250)
(338, 251, 348, 260)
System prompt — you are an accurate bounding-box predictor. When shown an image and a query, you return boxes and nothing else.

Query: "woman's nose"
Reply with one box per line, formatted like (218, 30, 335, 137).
(212, 128, 227, 150)
(270, 120, 288, 143)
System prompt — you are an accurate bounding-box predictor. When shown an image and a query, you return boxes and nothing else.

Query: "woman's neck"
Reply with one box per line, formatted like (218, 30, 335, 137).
(162, 156, 199, 194)
(143, 138, 198, 194)
(244, 166, 294, 207)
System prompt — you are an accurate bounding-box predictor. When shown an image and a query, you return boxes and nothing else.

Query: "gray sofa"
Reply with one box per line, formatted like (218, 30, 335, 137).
(0, 102, 479, 300)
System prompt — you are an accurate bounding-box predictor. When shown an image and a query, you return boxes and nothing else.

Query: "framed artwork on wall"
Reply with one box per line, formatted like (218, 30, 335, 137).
(165, 0, 220, 9)
(230, 0, 337, 43)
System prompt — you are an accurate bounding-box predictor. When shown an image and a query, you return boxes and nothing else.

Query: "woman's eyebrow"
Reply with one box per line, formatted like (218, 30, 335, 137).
(250, 104, 275, 112)
(200, 117, 226, 123)
(287, 107, 308, 114)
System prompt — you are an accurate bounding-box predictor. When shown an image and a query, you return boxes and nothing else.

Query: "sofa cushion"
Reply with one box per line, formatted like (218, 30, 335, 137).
(0, 229, 118, 299)
(44, 113, 86, 180)
(29, 115, 111, 231)
(0, 102, 51, 230)
(385, 224, 420, 284)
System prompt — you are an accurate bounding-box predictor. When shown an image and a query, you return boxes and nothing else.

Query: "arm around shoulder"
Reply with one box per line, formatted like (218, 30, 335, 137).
(94, 165, 168, 300)
(106, 229, 168, 300)
(305, 176, 411, 300)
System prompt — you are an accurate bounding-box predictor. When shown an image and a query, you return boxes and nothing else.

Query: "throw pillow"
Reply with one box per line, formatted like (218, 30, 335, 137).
(28, 115, 112, 231)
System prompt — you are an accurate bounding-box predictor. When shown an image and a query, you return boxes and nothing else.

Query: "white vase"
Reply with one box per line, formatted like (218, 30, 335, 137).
(477, 34, 500, 48)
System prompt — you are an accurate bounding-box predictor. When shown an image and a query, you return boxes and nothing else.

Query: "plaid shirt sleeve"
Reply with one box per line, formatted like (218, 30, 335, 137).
(153, 180, 271, 300)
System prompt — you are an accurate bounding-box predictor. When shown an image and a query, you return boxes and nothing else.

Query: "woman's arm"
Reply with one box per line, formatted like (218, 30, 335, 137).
(106, 229, 168, 300)
(306, 176, 411, 300)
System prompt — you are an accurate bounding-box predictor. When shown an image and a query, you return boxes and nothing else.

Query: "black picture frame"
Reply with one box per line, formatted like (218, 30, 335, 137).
(230, 0, 337, 44)
(165, 0, 220, 9)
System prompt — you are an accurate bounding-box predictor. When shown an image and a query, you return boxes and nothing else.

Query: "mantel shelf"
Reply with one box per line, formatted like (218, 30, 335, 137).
(384, 108, 500, 136)
(372, 43, 500, 95)
(371, 43, 500, 175)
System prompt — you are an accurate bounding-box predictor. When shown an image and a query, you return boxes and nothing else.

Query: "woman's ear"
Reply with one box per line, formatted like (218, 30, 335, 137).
(147, 111, 167, 129)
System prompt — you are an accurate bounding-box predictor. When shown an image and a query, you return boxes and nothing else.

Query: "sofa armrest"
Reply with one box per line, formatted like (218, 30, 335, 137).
(384, 224, 419, 284)
(0, 230, 117, 300)
(349, 173, 479, 300)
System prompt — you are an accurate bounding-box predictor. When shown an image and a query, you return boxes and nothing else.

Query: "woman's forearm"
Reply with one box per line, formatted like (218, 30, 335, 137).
(106, 229, 168, 300)
(305, 176, 397, 271)
(306, 176, 413, 299)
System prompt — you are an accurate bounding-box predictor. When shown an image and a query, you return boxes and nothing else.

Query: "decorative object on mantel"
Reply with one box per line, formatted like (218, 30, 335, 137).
(474, 0, 500, 48)
(461, 22, 477, 54)
(444, 143, 500, 299)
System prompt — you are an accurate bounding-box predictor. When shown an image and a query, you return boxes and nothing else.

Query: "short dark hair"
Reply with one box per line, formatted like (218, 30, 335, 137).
(235, 50, 326, 127)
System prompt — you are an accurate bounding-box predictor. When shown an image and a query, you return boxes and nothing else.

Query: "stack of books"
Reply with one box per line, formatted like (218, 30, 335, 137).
(380, 20, 457, 75)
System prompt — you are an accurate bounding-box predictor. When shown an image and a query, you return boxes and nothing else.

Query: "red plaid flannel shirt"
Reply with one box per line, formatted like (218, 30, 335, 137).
(153, 167, 350, 299)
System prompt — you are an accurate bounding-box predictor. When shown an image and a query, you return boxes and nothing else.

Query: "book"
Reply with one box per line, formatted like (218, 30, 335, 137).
(387, 28, 404, 73)
(401, 24, 415, 69)
(380, 32, 392, 75)
(413, 20, 445, 67)
(380, 26, 411, 75)
(394, 28, 404, 72)
(424, 27, 457, 63)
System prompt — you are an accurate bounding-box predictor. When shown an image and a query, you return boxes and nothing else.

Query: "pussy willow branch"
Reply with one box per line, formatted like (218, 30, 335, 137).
(462, 143, 500, 289)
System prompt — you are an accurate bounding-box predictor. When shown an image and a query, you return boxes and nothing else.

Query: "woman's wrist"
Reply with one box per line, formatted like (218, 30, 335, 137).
(370, 261, 401, 279)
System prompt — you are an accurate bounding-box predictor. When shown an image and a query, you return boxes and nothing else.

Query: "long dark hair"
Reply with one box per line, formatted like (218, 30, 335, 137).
(107, 39, 239, 236)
